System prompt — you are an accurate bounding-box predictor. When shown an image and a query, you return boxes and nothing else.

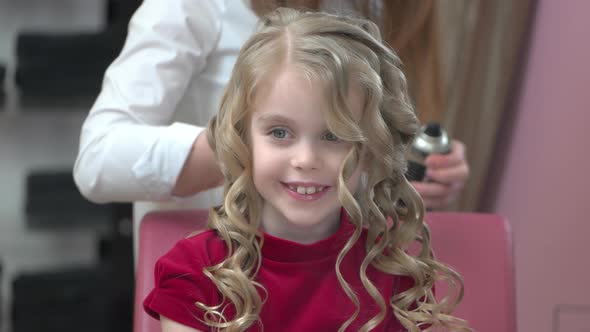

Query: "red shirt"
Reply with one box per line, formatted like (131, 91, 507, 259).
(144, 213, 413, 331)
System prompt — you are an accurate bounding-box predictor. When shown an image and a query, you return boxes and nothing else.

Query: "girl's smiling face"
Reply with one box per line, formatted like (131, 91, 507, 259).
(249, 66, 364, 244)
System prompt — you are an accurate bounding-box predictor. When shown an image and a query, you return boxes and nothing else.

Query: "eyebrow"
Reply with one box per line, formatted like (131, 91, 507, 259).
(254, 114, 296, 127)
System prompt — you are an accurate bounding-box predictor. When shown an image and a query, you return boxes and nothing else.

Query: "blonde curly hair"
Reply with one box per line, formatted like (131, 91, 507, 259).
(202, 7, 472, 332)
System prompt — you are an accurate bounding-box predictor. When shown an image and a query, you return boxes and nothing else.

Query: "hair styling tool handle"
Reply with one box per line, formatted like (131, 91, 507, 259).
(406, 123, 452, 182)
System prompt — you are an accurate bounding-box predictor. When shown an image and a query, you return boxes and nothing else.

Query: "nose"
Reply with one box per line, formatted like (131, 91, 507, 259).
(290, 141, 321, 171)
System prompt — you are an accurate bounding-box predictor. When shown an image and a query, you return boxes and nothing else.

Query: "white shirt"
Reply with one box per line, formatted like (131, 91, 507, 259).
(73, 0, 258, 252)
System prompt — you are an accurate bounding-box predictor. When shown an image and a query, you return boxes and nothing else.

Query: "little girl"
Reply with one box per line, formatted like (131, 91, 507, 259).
(144, 8, 471, 332)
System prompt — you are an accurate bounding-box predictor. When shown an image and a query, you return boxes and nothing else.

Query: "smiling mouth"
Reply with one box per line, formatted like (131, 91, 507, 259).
(280, 182, 331, 201)
(286, 184, 327, 195)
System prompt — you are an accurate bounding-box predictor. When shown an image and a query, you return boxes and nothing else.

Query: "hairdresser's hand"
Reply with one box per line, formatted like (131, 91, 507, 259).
(411, 140, 469, 210)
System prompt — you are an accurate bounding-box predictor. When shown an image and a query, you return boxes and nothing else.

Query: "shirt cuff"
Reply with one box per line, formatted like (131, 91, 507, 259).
(132, 122, 204, 200)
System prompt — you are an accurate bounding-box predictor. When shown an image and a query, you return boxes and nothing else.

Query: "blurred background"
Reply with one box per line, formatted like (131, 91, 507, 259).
(0, 0, 589, 331)
(0, 0, 139, 331)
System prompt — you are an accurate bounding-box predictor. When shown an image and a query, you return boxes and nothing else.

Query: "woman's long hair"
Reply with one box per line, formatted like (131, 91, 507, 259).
(363, 0, 444, 123)
(203, 8, 471, 332)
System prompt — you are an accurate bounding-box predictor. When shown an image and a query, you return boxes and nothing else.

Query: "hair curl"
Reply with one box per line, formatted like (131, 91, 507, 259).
(202, 8, 472, 332)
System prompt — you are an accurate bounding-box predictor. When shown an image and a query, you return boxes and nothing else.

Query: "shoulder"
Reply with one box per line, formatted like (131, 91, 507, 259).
(144, 230, 227, 328)
(158, 229, 227, 272)
(356, 227, 416, 290)
(138, 0, 226, 19)
(131, 0, 227, 40)
(150, 229, 228, 294)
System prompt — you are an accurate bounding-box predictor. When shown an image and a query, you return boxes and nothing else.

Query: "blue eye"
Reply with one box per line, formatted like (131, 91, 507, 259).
(323, 132, 339, 142)
(270, 128, 289, 139)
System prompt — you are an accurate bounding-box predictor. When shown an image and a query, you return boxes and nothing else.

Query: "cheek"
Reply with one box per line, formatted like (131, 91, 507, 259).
(325, 143, 353, 165)
(251, 139, 279, 180)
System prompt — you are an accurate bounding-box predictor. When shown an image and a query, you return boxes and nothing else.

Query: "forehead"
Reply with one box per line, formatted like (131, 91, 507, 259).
(251, 65, 364, 121)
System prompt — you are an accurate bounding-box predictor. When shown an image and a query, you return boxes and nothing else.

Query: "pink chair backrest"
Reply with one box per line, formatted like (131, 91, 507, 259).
(426, 212, 516, 332)
(134, 211, 515, 332)
(134, 210, 210, 332)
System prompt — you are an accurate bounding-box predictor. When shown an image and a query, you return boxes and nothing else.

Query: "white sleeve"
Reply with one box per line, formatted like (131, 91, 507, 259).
(73, 0, 224, 203)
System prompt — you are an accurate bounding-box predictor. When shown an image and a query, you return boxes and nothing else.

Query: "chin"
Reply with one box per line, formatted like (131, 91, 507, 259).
(281, 206, 340, 227)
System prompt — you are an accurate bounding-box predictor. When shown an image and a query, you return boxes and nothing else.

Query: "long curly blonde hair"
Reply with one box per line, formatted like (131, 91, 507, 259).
(202, 8, 472, 332)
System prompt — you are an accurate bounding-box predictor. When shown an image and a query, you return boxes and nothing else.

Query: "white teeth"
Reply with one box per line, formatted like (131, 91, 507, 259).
(289, 185, 325, 195)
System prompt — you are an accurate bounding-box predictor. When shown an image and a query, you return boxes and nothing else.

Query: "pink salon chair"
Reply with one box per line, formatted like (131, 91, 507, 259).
(426, 212, 516, 332)
(134, 209, 210, 332)
(134, 211, 515, 332)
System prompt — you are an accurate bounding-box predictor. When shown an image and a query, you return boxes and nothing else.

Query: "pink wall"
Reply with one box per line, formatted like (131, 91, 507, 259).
(486, 0, 590, 331)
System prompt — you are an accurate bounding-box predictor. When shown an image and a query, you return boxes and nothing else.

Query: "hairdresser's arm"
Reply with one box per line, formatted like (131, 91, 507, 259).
(411, 140, 469, 209)
(73, 0, 223, 203)
(161, 316, 203, 332)
(172, 130, 223, 196)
